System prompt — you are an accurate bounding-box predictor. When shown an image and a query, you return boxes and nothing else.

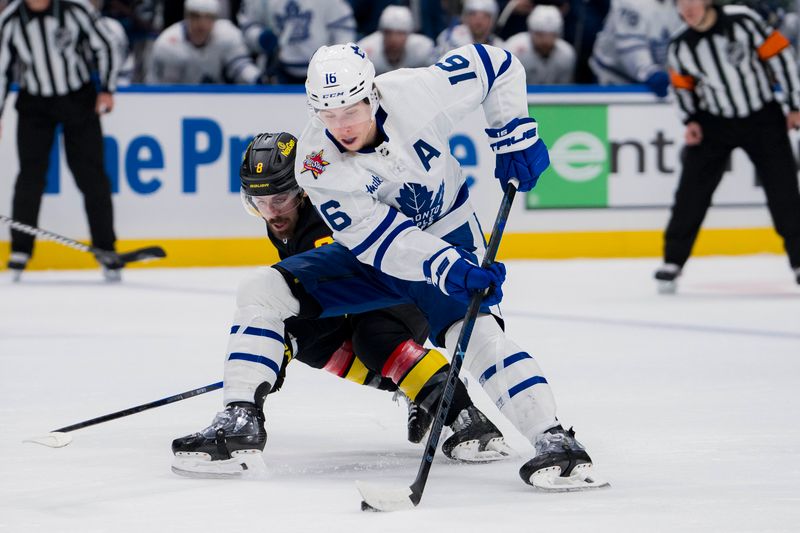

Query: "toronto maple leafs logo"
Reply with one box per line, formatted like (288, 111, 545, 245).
(302, 150, 329, 179)
(275, 0, 312, 44)
(395, 183, 445, 229)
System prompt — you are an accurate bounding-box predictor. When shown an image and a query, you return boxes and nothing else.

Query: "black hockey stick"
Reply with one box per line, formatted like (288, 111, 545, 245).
(357, 179, 518, 511)
(24, 381, 223, 448)
(0, 214, 166, 267)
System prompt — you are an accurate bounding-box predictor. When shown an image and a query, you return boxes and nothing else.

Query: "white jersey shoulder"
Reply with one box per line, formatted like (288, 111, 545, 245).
(296, 44, 529, 281)
(590, 0, 682, 83)
(147, 20, 258, 84)
(358, 32, 436, 75)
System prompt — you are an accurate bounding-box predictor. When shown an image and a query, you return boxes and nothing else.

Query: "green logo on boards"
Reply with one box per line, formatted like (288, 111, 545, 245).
(526, 105, 609, 209)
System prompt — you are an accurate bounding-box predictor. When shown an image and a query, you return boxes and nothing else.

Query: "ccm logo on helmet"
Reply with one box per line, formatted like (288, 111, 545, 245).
(323, 92, 345, 98)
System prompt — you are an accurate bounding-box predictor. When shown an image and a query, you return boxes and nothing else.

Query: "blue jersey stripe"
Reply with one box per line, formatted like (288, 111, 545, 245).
(230, 325, 284, 343)
(496, 50, 513, 78)
(508, 376, 548, 398)
(228, 352, 281, 374)
(351, 208, 398, 257)
(473, 43, 496, 92)
(479, 351, 533, 383)
(374, 219, 416, 271)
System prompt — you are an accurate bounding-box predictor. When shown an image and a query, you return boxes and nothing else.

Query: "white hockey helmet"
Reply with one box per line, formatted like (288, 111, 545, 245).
(306, 43, 377, 111)
(527, 5, 563, 35)
(379, 5, 415, 33)
(184, 0, 220, 16)
(463, 0, 498, 18)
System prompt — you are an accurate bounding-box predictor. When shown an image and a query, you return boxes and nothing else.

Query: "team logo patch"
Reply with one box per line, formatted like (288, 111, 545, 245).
(302, 150, 329, 179)
(395, 182, 445, 229)
(277, 138, 295, 156)
(726, 42, 745, 67)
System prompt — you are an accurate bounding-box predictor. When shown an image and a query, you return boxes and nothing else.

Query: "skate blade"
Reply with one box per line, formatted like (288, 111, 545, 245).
(171, 450, 266, 479)
(447, 437, 513, 463)
(528, 463, 610, 492)
(657, 280, 677, 294)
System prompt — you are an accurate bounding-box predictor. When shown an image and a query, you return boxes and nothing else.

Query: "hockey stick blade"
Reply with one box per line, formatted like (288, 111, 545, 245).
(356, 481, 416, 512)
(23, 432, 74, 448)
(117, 246, 166, 265)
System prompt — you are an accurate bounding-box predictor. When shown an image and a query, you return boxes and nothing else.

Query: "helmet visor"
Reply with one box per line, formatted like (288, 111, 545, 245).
(318, 102, 372, 130)
(244, 187, 303, 219)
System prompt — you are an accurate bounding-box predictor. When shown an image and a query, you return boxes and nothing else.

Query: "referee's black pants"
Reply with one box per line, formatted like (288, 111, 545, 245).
(664, 102, 800, 269)
(11, 84, 116, 256)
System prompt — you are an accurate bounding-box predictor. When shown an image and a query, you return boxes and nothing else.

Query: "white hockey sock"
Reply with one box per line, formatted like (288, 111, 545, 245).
(445, 315, 558, 442)
(223, 267, 300, 405)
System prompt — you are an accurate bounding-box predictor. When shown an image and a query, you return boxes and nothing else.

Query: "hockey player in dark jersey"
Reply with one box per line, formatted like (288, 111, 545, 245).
(171, 132, 512, 477)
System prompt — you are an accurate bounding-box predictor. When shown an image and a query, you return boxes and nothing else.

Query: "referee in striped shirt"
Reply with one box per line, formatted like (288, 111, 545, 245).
(0, 0, 120, 281)
(655, 0, 800, 291)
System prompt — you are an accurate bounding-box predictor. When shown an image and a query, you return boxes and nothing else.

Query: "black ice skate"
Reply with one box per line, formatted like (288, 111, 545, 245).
(442, 405, 513, 462)
(520, 426, 609, 491)
(654, 263, 682, 294)
(171, 402, 267, 478)
(793, 267, 800, 285)
(407, 400, 433, 444)
(7, 252, 29, 282)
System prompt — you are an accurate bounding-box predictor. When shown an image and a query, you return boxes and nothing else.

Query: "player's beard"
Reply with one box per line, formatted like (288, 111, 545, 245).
(268, 216, 294, 241)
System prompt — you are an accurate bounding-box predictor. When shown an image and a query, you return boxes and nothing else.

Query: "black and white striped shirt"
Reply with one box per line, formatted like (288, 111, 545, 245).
(0, 0, 118, 116)
(668, 4, 800, 123)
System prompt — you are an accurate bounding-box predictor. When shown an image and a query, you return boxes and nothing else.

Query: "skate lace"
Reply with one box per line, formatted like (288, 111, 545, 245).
(450, 406, 488, 433)
(204, 406, 251, 435)
(535, 428, 583, 455)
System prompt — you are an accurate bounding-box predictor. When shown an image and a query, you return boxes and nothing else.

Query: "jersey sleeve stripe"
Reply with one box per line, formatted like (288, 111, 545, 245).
(350, 207, 398, 257)
(508, 375, 548, 398)
(496, 50, 513, 78)
(473, 43, 497, 92)
(757, 30, 790, 60)
(374, 219, 416, 270)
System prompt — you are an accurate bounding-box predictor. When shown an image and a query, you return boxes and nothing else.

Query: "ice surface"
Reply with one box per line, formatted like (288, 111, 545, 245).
(2, 255, 799, 532)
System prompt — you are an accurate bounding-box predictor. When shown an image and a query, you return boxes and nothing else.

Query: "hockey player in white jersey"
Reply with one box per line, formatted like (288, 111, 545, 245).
(436, 0, 505, 56)
(589, 0, 682, 96)
(237, 0, 356, 83)
(357, 6, 436, 75)
(90, 0, 135, 85)
(146, 0, 259, 84)
(171, 41, 607, 491)
(504, 5, 576, 85)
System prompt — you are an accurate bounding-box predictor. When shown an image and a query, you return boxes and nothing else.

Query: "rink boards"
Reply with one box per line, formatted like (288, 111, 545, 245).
(0, 86, 789, 269)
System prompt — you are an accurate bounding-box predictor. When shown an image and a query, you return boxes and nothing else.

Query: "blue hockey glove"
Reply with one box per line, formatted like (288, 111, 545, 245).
(444, 259, 506, 306)
(645, 70, 670, 98)
(494, 139, 550, 193)
(258, 29, 278, 54)
(424, 247, 506, 306)
(486, 117, 550, 193)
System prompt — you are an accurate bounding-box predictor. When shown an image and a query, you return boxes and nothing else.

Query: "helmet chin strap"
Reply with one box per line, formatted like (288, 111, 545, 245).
(369, 87, 380, 116)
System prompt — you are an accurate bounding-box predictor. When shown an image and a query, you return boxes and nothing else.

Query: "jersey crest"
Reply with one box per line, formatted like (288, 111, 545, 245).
(395, 183, 445, 229)
(302, 150, 329, 179)
(275, 0, 312, 44)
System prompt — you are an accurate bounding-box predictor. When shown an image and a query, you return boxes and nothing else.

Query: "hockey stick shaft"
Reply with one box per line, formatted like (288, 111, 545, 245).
(52, 381, 223, 433)
(0, 214, 166, 266)
(1, 213, 92, 253)
(409, 180, 518, 505)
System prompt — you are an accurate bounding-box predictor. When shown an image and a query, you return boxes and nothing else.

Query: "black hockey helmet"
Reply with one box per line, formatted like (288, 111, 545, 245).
(240, 132, 299, 197)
